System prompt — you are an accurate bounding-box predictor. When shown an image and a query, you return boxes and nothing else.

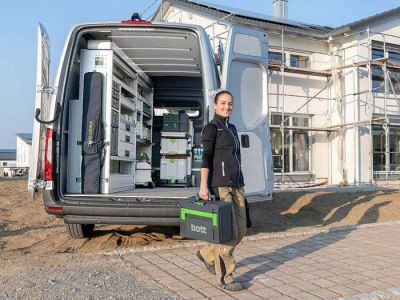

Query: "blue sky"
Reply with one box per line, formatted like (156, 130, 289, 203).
(0, 0, 399, 148)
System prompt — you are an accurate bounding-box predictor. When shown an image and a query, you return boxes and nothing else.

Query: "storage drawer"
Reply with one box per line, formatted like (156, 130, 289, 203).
(118, 141, 135, 159)
(112, 96, 119, 110)
(120, 120, 135, 132)
(111, 111, 119, 128)
(120, 130, 135, 144)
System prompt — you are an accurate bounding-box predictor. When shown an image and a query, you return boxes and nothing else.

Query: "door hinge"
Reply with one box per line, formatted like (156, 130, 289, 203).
(36, 85, 58, 95)
(32, 180, 53, 190)
(208, 89, 221, 97)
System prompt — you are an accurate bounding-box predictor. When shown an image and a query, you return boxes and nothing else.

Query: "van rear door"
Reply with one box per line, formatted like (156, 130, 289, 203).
(28, 23, 56, 196)
(221, 25, 273, 196)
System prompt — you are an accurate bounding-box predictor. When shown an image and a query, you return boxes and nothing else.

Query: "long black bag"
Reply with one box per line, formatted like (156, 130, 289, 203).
(81, 72, 103, 194)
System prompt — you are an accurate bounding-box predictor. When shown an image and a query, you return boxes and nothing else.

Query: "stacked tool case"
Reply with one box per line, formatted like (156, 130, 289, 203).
(159, 112, 194, 187)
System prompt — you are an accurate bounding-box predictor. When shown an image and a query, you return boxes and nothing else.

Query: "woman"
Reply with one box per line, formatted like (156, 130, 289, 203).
(197, 90, 246, 292)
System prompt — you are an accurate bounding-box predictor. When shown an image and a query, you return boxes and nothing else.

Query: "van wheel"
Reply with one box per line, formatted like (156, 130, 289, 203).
(66, 224, 95, 239)
(148, 181, 155, 189)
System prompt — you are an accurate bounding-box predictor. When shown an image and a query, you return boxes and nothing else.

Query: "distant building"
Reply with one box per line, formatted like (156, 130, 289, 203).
(16, 133, 32, 168)
(0, 149, 17, 177)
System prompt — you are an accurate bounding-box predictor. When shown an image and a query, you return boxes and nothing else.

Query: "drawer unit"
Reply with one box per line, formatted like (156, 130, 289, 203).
(120, 120, 135, 132)
(119, 130, 135, 144)
(118, 141, 135, 159)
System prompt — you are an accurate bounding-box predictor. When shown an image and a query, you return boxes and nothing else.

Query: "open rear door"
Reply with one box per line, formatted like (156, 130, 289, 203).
(221, 25, 273, 197)
(28, 23, 53, 195)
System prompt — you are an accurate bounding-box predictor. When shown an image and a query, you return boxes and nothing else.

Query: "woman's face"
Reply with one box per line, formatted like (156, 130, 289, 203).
(214, 93, 233, 118)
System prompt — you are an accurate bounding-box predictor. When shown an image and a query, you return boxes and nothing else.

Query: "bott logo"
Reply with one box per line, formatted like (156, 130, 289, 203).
(191, 224, 207, 234)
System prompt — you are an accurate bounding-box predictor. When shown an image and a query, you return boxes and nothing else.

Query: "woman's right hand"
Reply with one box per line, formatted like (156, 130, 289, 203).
(198, 186, 210, 200)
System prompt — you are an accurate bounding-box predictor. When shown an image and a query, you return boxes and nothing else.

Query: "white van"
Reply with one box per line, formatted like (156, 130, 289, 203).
(29, 18, 273, 239)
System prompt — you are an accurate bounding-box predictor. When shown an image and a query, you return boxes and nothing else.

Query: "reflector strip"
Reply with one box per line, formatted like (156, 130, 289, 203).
(46, 206, 63, 211)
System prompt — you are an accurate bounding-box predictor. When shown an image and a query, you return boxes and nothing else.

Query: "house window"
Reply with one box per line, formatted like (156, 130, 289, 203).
(268, 51, 286, 66)
(390, 130, 400, 170)
(373, 126, 400, 172)
(372, 41, 400, 94)
(290, 54, 309, 68)
(271, 114, 311, 173)
(271, 115, 289, 173)
(373, 127, 385, 171)
(2, 162, 7, 167)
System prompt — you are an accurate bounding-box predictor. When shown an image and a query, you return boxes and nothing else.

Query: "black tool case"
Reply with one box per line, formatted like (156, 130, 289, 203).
(180, 196, 232, 243)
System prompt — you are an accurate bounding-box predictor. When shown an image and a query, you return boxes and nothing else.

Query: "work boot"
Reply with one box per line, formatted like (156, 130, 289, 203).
(220, 282, 244, 292)
(196, 250, 216, 275)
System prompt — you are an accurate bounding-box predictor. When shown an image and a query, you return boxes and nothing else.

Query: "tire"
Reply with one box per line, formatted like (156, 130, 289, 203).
(66, 223, 95, 239)
(148, 181, 155, 189)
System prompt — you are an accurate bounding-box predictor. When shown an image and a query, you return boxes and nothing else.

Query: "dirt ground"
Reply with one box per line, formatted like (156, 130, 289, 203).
(1, 179, 400, 260)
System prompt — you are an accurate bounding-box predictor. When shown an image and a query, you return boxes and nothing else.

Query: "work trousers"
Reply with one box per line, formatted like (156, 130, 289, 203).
(199, 186, 247, 285)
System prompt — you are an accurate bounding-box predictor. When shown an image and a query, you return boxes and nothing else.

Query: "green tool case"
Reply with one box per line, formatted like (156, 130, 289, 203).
(180, 196, 232, 243)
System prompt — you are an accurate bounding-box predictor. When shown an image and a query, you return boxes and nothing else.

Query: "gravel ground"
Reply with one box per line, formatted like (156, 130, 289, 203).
(0, 252, 179, 300)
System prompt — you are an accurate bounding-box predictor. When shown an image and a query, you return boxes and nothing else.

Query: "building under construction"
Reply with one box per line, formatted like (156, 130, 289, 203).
(151, 0, 400, 187)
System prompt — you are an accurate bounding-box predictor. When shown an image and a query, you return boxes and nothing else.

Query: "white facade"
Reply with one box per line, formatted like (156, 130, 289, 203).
(0, 159, 16, 168)
(155, 1, 400, 186)
(0, 150, 17, 177)
(16, 134, 32, 168)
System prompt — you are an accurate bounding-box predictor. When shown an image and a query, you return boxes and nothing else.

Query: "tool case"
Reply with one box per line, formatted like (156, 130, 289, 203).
(180, 196, 232, 243)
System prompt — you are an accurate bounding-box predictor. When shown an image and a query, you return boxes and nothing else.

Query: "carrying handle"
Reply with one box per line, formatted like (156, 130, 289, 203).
(196, 194, 216, 202)
(35, 103, 61, 124)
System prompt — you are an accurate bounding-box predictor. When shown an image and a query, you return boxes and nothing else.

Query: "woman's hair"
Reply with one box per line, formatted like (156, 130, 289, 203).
(214, 90, 234, 104)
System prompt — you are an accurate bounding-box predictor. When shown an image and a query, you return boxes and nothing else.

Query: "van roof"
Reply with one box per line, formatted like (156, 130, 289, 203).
(71, 22, 208, 77)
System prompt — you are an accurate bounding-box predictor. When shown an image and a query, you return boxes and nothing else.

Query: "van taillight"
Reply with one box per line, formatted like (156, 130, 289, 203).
(44, 128, 53, 181)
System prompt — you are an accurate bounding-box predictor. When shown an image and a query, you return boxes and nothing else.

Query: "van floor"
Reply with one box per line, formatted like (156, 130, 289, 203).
(64, 187, 268, 201)
(65, 187, 198, 199)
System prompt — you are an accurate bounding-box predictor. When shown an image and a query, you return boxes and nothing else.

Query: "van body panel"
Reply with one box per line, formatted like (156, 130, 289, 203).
(221, 25, 273, 197)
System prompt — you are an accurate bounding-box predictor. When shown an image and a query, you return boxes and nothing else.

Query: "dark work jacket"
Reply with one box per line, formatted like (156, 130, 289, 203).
(201, 114, 244, 187)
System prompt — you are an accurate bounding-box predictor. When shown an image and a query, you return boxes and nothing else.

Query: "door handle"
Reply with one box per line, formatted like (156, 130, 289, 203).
(241, 134, 250, 148)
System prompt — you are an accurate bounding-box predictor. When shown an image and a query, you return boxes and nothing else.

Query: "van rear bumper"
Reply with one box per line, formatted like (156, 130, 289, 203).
(61, 204, 180, 226)
(44, 190, 182, 226)
(62, 204, 180, 225)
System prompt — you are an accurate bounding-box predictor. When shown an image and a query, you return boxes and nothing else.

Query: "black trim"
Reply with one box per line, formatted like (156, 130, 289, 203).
(64, 215, 179, 226)
(63, 204, 179, 217)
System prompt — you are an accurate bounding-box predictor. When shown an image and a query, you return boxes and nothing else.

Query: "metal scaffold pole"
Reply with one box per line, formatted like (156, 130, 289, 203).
(367, 27, 374, 185)
(280, 29, 285, 187)
(383, 35, 389, 183)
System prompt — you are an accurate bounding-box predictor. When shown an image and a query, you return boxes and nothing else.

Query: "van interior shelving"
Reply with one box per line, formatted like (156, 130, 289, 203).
(61, 25, 208, 199)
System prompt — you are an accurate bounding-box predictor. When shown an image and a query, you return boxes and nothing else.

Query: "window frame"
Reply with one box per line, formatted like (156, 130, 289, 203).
(270, 113, 312, 174)
(373, 119, 400, 174)
(290, 54, 310, 68)
(371, 41, 400, 95)
(268, 51, 286, 66)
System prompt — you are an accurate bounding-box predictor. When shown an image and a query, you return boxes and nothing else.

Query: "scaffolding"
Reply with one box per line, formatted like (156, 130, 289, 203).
(266, 28, 400, 187)
(211, 24, 400, 187)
